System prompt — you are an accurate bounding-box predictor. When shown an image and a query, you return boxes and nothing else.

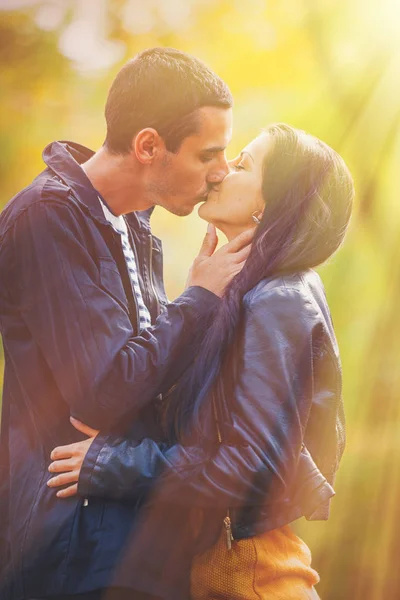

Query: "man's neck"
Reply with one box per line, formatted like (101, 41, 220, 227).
(81, 146, 153, 216)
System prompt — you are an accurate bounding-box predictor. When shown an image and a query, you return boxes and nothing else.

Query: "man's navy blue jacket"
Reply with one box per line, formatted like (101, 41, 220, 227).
(0, 141, 219, 599)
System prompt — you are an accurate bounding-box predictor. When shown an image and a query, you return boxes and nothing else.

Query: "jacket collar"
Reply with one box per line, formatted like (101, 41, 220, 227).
(42, 141, 154, 231)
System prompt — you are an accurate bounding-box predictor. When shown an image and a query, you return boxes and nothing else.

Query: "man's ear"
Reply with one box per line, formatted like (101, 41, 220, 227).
(133, 128, 165, 164)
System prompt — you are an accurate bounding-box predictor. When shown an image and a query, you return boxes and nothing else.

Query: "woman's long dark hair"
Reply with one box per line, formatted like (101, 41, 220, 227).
(164, 123, 354, 441)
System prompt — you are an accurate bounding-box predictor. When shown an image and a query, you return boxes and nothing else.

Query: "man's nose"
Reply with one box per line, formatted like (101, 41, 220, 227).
(207, 157, 230, 184)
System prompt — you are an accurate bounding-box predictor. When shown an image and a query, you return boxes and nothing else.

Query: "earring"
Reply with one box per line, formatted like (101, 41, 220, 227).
(252, 211, 261, 225)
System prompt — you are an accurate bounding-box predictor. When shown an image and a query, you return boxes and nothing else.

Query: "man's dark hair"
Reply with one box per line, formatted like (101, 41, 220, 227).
(104, 47, 233, 154)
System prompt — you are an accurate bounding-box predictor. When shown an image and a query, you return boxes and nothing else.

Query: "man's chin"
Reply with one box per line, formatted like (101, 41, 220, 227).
(177, 197, 208, 217)
(167, 204, 195, 217)
(162, 196, 208, 217)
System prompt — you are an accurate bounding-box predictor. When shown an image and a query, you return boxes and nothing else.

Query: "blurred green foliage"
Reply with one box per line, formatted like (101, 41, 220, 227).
(1, 2, 400, 598)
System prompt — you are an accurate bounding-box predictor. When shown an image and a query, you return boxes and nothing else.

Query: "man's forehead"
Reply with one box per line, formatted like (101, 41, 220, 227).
(193, 106, 233, 148)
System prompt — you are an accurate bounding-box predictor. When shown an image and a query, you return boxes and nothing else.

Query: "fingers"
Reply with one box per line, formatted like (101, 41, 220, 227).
(234, 260, 248, 274)
(70, 416, 99, 438)
(233, 243, 252, 263)
(47, 470, 79, 488)
(51, 438, 93, 461)
(225, 227, 255, 253)
(48, 458, 76, 474)
(226, 257, 251, 279)
(56, 484, 78, 498)
(50, 445, 75, 461)
(197, 223, 218, 258)
(48, 436, 93, 499)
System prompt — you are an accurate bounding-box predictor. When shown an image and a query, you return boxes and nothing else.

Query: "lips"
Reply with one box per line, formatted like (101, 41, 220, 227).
(197, 195, 208, 202)
(204, 188, 219, 200)
(197, 186, 219, 203)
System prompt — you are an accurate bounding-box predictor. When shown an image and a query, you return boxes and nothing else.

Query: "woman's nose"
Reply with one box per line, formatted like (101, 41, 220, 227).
(227, 157, 236, 170)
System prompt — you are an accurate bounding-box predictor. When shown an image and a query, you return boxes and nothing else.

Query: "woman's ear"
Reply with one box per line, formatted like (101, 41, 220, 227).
(251, 210, 263, 225)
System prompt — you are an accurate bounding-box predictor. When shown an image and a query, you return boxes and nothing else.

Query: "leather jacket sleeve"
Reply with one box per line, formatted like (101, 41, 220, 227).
(7, 198, 220, 430)
(79, 282, 329, 507)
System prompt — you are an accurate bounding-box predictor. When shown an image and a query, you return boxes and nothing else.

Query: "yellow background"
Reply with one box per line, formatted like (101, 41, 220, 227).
(1, 1, 399, 598)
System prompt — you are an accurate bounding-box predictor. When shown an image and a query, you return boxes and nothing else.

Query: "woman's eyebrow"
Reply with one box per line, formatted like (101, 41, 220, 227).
(240, 151, 254, 163)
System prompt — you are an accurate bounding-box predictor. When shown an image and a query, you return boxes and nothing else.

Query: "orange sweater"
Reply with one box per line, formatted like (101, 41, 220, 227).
(191, 524, 320, 600)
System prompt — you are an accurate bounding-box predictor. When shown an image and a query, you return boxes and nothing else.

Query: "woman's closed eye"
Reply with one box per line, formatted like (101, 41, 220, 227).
(233, 163, 245, 171)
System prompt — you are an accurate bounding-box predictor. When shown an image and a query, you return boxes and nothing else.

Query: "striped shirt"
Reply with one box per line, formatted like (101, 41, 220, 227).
(99, 199, 152, 331)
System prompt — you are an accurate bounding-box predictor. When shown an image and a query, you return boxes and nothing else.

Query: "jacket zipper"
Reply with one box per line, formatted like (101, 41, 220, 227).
(223, 513, 233, 551)
(83, 227, 139, 508)
(148, 234, 160, 317)
(212, 391, 234, 550)
(125, 227, 141, 328)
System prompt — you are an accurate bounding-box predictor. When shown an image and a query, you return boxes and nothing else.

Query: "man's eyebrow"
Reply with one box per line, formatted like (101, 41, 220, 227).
(200, 146, 226, 154)
(240, 151, 254, 163)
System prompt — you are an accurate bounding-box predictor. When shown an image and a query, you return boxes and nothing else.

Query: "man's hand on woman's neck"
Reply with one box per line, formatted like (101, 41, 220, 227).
(215, 222, 257, 243)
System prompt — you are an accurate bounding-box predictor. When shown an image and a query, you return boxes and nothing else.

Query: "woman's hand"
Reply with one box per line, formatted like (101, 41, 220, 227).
(47, 417, 99, 498)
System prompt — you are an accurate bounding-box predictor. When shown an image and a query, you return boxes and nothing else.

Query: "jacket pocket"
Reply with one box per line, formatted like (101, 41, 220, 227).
(98, 258, 129, 312)
(292, 447, 335, 519)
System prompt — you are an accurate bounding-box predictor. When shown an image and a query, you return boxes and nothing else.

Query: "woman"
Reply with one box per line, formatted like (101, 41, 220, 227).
(48, 123, 354, 599)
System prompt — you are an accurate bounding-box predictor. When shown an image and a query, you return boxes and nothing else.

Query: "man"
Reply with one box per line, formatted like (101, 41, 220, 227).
(0, 48, 252, 600)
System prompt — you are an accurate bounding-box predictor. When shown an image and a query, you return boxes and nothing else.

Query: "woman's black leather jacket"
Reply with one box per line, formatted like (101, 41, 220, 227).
(78, 270, 344, 540)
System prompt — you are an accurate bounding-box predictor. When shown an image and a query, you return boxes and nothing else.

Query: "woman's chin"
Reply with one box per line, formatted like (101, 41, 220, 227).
(197, 202, 213, 223)
(197, 204, 228, 236)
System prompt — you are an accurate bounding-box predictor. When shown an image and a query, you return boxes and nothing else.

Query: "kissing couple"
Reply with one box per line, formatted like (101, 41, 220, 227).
(0, 47, 354, 600)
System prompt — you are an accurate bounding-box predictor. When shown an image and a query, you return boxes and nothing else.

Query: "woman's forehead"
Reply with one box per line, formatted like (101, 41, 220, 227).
(242, 133, 271, 164)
